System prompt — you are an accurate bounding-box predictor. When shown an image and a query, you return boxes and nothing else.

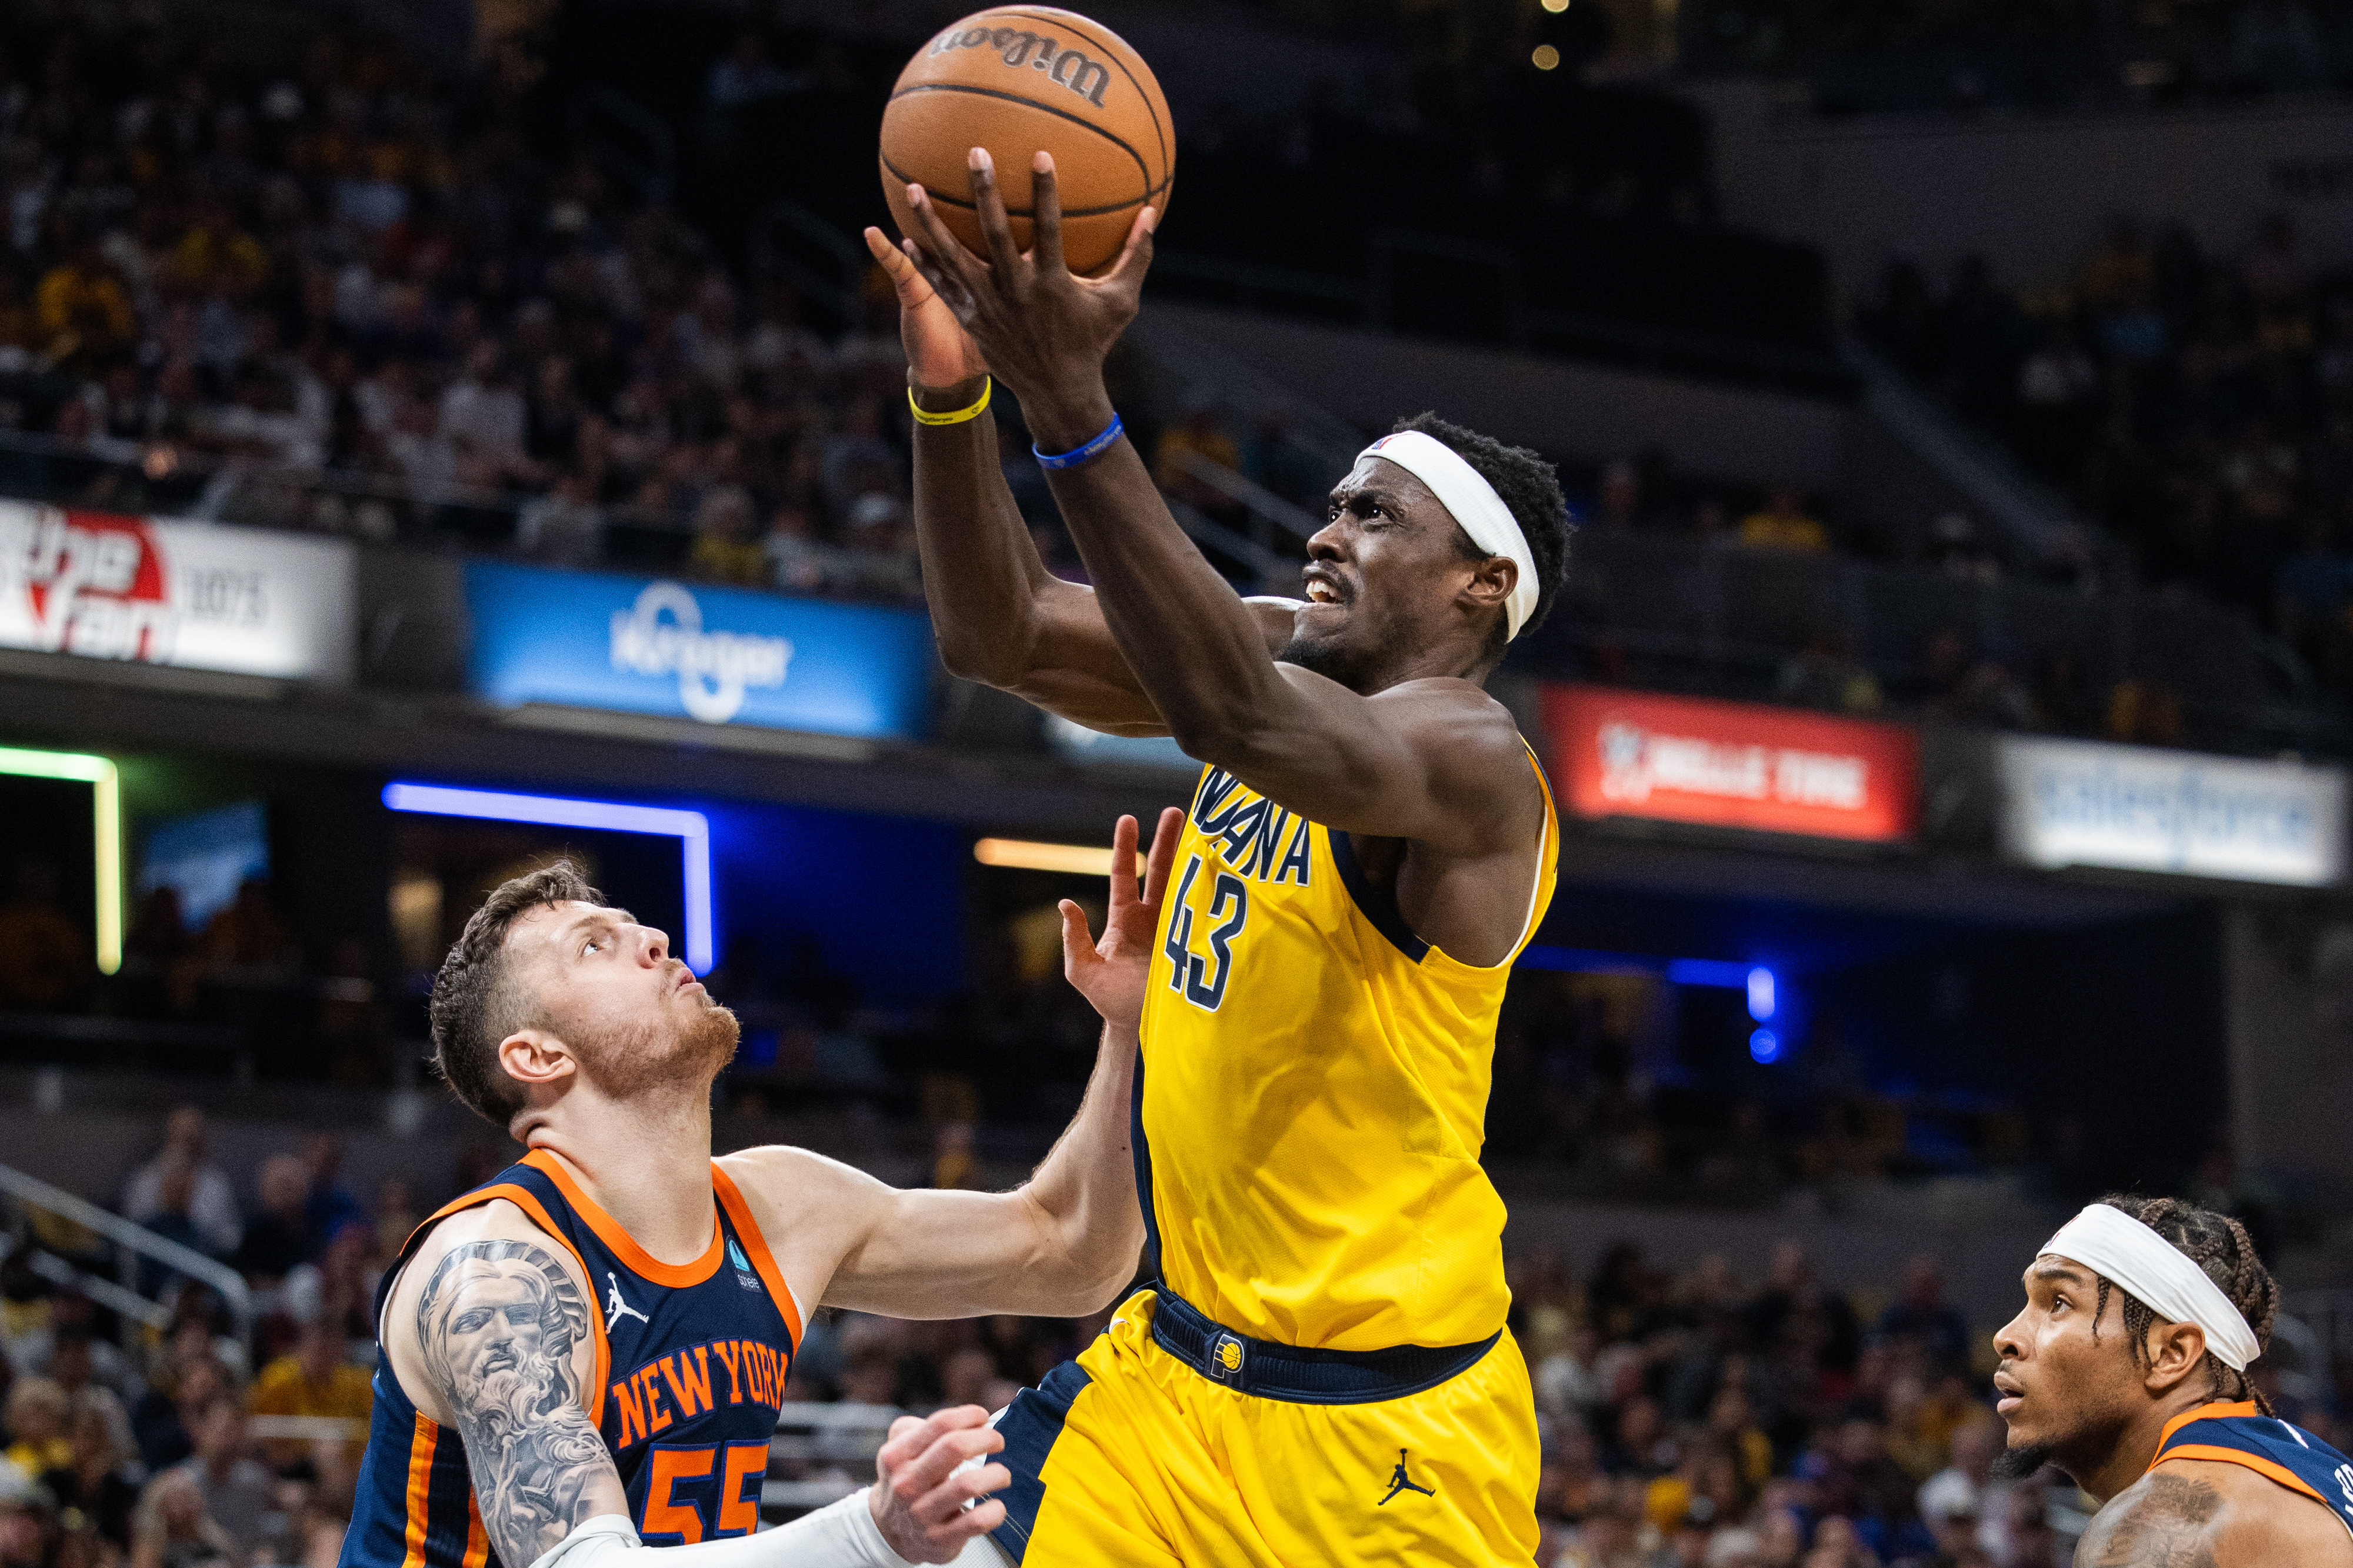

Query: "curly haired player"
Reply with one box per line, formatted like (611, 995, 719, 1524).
(1993, 1195, 2353, 1565)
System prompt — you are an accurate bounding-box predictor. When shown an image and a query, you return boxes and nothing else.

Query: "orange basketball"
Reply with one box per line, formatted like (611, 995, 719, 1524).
(879, 8, 1173, 276)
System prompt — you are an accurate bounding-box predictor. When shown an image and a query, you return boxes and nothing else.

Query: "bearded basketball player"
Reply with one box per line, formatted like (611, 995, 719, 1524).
(867, 146, 1571, 1565)
(341, 810, 1179, 1568)
(1994, 1195, 2353, 1564)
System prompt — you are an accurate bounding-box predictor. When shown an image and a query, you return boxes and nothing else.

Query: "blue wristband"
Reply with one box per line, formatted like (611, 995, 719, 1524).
(1034, 413, 1125, 471)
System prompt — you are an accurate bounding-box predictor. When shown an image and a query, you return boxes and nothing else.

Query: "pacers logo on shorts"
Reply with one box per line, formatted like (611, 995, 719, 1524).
(1217, 1340, 1241, 1372)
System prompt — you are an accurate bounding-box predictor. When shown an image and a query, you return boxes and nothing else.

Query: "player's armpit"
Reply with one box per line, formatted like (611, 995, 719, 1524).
(412, 1234, 628, 1567)
(2079, 1473, 2224, 1568)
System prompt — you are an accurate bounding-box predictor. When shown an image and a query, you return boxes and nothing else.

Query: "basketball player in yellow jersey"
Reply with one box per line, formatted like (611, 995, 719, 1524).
(866, 149, 1573, 1566)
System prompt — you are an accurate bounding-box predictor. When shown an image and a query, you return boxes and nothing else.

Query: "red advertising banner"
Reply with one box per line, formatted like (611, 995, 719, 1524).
(1542, 684, 1918, 842)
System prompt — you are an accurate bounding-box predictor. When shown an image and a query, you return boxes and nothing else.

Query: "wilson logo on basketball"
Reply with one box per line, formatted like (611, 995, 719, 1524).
(926, 25, 1112, 106)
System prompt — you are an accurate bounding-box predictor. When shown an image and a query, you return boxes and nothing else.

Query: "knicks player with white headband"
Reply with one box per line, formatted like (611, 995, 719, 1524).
(867, 145, 1573, 1565)
(1994, 1195, 2353, 1563)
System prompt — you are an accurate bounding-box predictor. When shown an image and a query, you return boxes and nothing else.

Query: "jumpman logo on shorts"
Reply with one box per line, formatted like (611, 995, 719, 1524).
(1378, 1449, 1437, 1506)
(605, 1273, 650, 1331)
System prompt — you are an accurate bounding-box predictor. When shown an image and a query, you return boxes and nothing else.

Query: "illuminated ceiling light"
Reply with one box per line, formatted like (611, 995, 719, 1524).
(1542, 0, 1571, 9)
(1749, 1028, 1781, 1065)
(1747, 965, 1777, 1022)
(1532, 43, 1562, 69)
(382, 783, 715, 974)
(974, 838, 1116, 876)
(0, 746, 121, 975)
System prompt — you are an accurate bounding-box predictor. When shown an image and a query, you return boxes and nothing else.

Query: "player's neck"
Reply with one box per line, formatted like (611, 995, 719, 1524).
(524, 1083, 718, 1264)
(2079, 1392, 2218, 1504)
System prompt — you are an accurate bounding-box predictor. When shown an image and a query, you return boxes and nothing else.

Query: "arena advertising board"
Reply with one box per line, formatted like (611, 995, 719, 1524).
(0, 501, 355, 682)
(1995, 736, 2347, 886)
(1542, 684, 1918, 842)
(462, 561, 934, 742)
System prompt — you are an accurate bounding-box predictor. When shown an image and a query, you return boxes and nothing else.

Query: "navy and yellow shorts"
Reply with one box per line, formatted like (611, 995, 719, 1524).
(987, 1290, 1541, 1567)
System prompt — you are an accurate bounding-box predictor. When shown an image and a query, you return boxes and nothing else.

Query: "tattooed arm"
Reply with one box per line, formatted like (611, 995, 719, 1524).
(380, 1201, 1009, 1567)
(383, 1205, 626, 1566)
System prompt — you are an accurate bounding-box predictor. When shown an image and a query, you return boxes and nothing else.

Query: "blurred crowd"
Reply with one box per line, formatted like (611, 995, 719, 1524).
(0, 12, 951, 600)
(0, 1109, 422, 1568)
(18, 1103, 2325, 1568)
(1867, 216, 2353, 693)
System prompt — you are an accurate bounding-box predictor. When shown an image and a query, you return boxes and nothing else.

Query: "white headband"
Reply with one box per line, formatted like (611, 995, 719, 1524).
(2040, 1204, 2261, 1372)
(1359, 431, 1540, 640)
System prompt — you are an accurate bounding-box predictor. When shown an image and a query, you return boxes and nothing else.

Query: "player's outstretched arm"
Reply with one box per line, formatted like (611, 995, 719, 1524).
(899, 154, 1529, 852)
(751, 811, 1176, 1320)
(866, 222, 1292, 738)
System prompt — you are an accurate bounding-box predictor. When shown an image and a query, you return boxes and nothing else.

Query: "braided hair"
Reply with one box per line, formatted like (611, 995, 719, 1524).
(2088, 1193, 2280, 1413)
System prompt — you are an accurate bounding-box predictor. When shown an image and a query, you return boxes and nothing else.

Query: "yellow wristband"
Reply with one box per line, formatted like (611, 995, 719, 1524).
(908, 376, 992, 426)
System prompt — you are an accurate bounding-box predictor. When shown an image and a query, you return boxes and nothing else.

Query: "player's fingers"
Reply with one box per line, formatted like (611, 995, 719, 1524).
(1109, 813, 1139, 908)
(1057, 899, 1097, 976)
(1096, 205, 1158, 295)
(866, 229, 939, 310)
(966, 146, 1024, 286)
(908, 1463, 1013, 1527)
(905, 184, 991, 299)
(1142, 805, 1184, 906)
(888, 1420, 1003, 1502)
(875, 1413, 944, 1474)
(1029, 151, 1069, 279)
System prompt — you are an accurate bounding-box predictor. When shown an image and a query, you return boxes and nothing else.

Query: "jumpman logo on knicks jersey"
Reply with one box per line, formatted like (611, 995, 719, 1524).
(605, 1273, 650, 1331)
(1378, 1449, 1437, 1506)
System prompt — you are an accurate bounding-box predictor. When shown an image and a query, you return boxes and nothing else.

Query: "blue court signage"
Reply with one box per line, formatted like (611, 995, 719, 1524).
(463, 563, 934, 742)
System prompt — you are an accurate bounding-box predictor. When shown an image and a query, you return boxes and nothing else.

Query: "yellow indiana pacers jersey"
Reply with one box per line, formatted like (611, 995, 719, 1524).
(1136, 748, 1558, 1352)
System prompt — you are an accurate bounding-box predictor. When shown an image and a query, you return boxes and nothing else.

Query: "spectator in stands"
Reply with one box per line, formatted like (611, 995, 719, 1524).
(0, 861, 92, 1015)
(124, 1109, 243, 1259)
(686, 484, 767, 584)
(45, 1399, 138, 1549)
(248, 1323, 369, 1484)
(2, 1382, 69, 1480)
(1738, 489, 1829, 553)
(1877, 1256, 1971, 1378)
(168, 1402, 271, 1564)
(514, 471, 604, 567)
(34, 235, 135, 367)
(0, 1472, 49, 1568)
(194, 879, 300, 976)
(298, 1137, 363, 1246)
(40, 1325, 139, 1416)
(231, 1155, 313, 1285)
(132, 1345, 233, 1476)
(127, 1467, 235, 1568)
(1775, 630, 1884, 716)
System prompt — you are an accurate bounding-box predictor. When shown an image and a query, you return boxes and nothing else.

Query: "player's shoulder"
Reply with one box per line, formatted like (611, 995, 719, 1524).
(2094, 1460, 2353, 1566)
(716, 1144, 891, 1232)
(385, 1197, 589, 1322)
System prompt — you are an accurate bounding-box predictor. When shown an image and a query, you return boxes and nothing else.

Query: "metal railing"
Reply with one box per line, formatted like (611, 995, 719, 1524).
(764, 1403, 906, 1520)
(1547, 529, 2336, 758)
(0, 1159, 253, 1342)
(747, 198, 866, 332)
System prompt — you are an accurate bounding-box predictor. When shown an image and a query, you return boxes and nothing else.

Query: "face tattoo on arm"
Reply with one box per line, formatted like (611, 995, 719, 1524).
(418, 1240, 609, 1567)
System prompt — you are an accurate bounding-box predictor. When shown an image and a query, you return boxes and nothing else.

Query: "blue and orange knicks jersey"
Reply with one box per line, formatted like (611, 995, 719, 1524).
(342, 1151, 803, 1568)
(2151, 1400, 2353, 1539)
(1136, 748, 1558, 1352)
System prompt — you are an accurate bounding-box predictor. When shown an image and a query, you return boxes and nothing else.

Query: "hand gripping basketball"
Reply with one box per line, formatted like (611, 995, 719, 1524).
(864, 224, 989, 394)
(896, 148, 1156, 425)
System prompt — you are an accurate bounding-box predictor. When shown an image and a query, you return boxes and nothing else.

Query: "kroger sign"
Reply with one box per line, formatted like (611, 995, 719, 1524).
(464, 562, 934, 741)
